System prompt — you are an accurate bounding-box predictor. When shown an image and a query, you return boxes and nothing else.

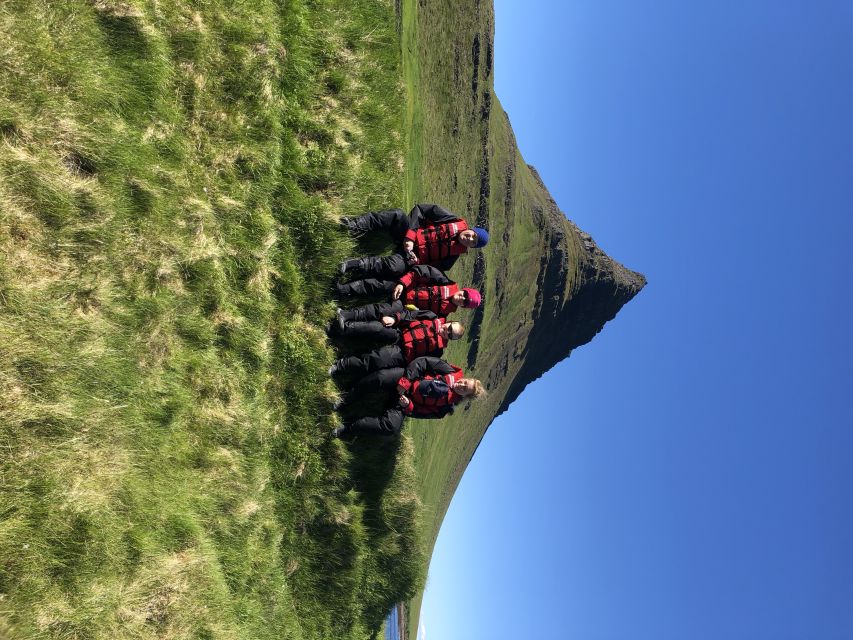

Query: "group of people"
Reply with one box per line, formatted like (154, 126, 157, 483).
(329, 204, 490, 439)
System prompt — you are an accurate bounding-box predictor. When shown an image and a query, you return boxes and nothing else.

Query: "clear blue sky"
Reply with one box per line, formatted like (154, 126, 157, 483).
(420, 2, 853, 639)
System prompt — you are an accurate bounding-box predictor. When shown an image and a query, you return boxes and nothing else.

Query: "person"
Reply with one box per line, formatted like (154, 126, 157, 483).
(333, 356, 485, 438)
(328, 311, 464, 377)
(336, 263, 481, 308)
(339, 203, 489, 278)
(333, 264, 482, 325)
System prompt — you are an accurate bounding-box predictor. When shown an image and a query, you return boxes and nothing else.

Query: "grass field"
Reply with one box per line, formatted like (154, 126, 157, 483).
(0, 1, 425, 638)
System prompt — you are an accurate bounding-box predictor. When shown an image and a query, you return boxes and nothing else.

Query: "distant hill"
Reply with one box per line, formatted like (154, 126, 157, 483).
(399, 0, 645, 631)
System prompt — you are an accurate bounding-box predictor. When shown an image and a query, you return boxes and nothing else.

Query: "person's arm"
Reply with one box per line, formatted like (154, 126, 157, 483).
(399, 395, 414, 414)
(397, 376, 413, 395)
(444, 364, 464, 386)
(395, 309, 439, 324)
(405, 356, 455, 380)
(398, 269, 417, 289)
(410, 264, 453, 286)
(410, 204, 460, 227)
(396, 266, 452, 296)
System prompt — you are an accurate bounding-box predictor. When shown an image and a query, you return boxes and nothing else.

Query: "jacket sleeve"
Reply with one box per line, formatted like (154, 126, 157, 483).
(395, 309, 439, 324)
(408, 204, 460, 229)
(445, 364, 464, 386)
(407, 264, 453, 286)
(405, 356, 455, 380)
(398, 269, 417, 288)
(397, 376, 414, 393)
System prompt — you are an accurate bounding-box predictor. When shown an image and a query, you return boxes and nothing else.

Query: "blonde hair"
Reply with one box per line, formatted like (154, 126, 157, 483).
(470, 379, 486, 398)
(450, 322, 465, 338)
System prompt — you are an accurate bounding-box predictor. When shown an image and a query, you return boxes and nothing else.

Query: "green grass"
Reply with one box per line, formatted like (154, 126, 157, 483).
(0, 1, 424, 638)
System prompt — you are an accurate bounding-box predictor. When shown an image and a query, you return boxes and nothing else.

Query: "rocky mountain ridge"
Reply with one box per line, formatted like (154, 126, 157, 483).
(495, 163, 646, 416)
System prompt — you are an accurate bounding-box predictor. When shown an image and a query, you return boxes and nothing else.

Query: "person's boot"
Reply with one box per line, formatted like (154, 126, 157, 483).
(338, 321, 389, 340)
(339, 308, 360, 326)
(332, 392, 350, 411)
(335, 308, 349, 333)
(339, 258, 363, 275)
(325, 308, 347, 336)
(343, 307, 369, 326)
(328, 359, 343, 377)
(327, 307, 358, 334)
(329, 356, 360, 377)
(339, 216, 367, 238)
(336, 279, 371, 299)
(329, 355, 362, 377)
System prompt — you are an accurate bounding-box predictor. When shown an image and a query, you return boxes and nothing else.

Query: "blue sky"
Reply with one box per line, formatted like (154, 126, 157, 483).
(420, 2, 853, 639)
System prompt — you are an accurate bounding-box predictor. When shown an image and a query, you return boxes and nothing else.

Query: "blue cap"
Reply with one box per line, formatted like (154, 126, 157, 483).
(473, 227, 489, 248)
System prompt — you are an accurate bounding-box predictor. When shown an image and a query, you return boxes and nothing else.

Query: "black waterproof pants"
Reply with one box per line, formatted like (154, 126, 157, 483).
(351, 367, 404, 394)
(349, 209, 411, 240)
(345, 408, 405, 437)
(337, 368, 407, 438)
(338, 320, 398, 342)
(337, 345, 407, 376)
(340, 301, 405, 323)
(336, 277, 397, 299)
(337, 367, 404, 411)
(355, 253, 408, 279)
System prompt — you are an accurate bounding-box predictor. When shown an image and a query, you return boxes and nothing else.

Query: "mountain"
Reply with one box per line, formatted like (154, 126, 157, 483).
(399, 0, 645, 630)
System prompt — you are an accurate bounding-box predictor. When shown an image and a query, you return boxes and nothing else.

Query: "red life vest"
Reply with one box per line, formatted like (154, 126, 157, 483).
(409, 367, 464, 416)
(404, 219, 469, 265)
(403, 283, 460, 316)
(399, 318, 448, 360)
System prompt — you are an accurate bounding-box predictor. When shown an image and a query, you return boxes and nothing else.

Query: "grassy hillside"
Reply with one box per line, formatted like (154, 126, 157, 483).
(0, 1, 424, 638)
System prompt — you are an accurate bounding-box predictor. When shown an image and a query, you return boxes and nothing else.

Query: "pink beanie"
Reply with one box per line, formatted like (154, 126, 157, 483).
(462, 288, 482, 308)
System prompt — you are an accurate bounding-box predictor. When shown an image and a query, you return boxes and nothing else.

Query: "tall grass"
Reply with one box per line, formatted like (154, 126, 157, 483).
(0, 0, 422, 638)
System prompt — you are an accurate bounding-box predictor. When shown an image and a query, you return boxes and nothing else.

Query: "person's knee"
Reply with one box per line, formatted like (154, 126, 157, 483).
(355, 370, 386, 392)
(376, 300, 404, 316)
(375, 367, 405, 389)
(381, 409, 405, 434)
(381, 346, 405, 367)
(365, 346, 401, 371)
(385, 209, 410, 238)
(364, 349, 387, 372)
(342, 320, 385, 340)
(380, 254, 407, 277)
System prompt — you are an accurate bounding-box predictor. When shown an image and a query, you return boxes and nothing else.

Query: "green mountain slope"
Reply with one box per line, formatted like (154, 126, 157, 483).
(400, 0, 645, 632)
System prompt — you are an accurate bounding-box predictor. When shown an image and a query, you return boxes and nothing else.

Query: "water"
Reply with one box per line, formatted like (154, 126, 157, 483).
(384, 604, 400, 640)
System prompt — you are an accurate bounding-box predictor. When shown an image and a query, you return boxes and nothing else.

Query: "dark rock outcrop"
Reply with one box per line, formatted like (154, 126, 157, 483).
(496, 165, 646, 416)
